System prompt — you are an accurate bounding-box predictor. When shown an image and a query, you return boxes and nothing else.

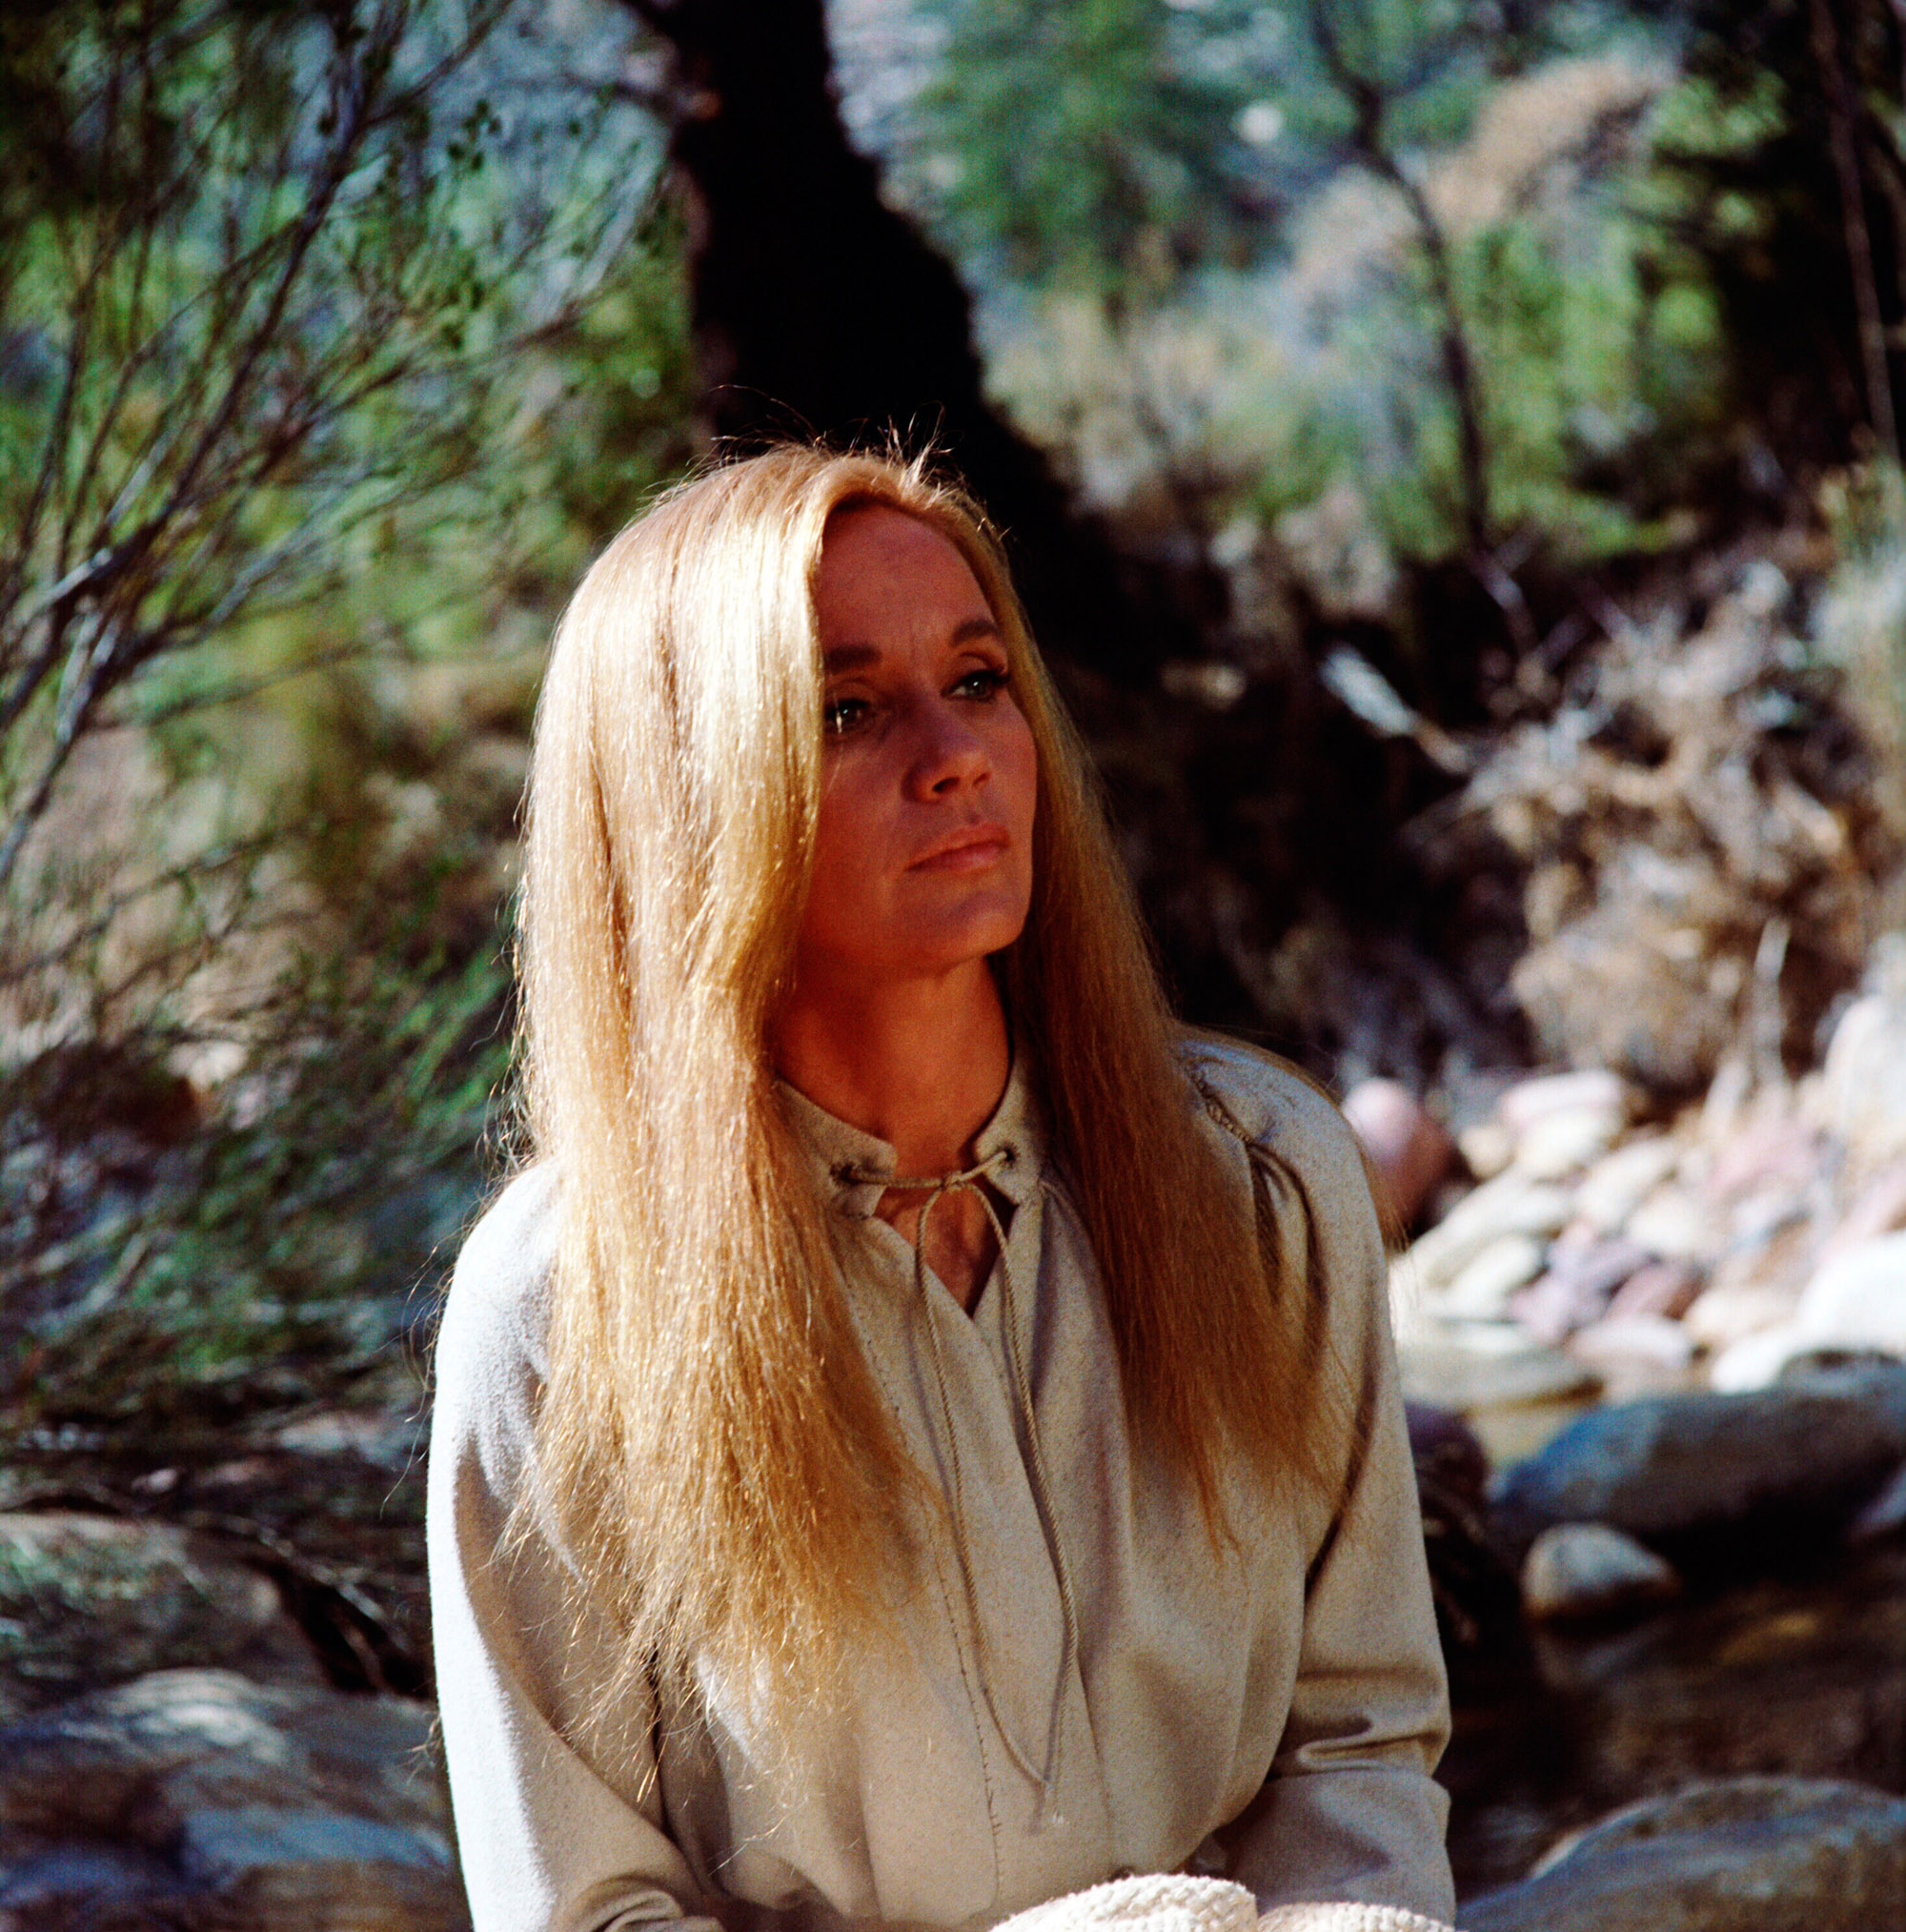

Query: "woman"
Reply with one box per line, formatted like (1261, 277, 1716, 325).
(427, 447, 1455, 1932)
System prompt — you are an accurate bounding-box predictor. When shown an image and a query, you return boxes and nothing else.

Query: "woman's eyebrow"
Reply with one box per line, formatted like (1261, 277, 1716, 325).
(821, 643, 880, 672)
(821, 618, 1000, 675)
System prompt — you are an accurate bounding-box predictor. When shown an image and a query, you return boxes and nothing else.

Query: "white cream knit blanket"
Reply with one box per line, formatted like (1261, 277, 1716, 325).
(994, 1873, 1453, 1932)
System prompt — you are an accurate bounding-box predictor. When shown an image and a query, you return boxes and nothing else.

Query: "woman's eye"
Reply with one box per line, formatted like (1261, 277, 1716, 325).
(953, 665, 1008, 701)
(822, 695, 872, 737)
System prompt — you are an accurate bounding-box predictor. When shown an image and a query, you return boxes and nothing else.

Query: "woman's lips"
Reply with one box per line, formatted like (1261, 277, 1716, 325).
(909, 824, 1010, 870)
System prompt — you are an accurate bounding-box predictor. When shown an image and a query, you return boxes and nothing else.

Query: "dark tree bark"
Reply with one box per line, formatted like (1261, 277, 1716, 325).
(618, 0, 1197, 680)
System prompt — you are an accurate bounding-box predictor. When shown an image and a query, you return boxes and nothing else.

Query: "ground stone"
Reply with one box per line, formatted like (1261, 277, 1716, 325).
(1398, 1176, 1574, 1295)
(1342, 1078, 1455, 1232)
(1522, 1523, 1681, 1623)
(1819, 979, 1906, 1167)
(1462, 1776, 1906, 1931)
(0, 1513, 320, 1718)
(1490, 1359, 1906, 1562)
(1709, 1231, 1906, 1391)
(0, 1668, 465, 1931)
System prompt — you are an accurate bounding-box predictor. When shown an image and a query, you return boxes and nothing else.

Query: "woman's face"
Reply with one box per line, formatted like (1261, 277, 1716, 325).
(798, 503, 1038, 993)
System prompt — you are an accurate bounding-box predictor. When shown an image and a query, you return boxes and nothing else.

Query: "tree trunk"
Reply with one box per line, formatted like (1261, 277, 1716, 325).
(619, 0, 1195, 680)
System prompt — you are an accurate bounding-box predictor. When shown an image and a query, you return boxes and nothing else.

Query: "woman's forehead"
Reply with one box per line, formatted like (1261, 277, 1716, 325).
(815, 504, 997, 641)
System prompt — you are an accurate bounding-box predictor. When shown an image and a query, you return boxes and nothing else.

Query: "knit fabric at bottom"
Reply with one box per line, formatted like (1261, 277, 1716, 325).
(994, 1874, 1453, 1932)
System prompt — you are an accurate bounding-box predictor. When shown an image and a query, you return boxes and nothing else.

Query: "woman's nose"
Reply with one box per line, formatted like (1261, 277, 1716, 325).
(906, 700, 990, 796)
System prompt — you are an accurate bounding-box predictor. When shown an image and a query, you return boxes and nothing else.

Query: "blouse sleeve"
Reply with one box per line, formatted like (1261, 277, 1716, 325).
(1195, 1057, 1455, 1926)
(426, 1170, 723, 1932)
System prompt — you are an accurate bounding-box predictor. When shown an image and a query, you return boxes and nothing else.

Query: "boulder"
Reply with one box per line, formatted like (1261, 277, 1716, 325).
(1709, 1231, 1906, 1391)
(0, 1513, 320, 1718)
(0, 1668, 466, 1931)
(1490, 1359, 1906, 1563)
(1399, 1175, 1573, 1295)
(1342, 1078, 1455, 1233)
(1573, 1134, 1683, 1233)
(1445, 1234, 1548, 1318)
(1604, 1257, 1703, 1323)
(1819, 978, 1906, 1167)
(1462, 1777, 1906, 1931)
(1520, 1522, 1680, 1622)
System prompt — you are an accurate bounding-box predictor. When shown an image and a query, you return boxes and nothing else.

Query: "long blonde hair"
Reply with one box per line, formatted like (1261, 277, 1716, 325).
(519, 446, 1332, 1729)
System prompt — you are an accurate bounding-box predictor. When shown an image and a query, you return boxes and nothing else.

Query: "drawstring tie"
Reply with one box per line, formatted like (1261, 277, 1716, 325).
(841, 1148, 1081, 1830)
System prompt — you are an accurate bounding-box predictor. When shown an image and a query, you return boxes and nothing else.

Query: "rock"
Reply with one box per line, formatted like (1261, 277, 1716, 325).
(1490, 1358, 1906, 1563)
(1708, 1230, 1906, 1391)
(0, 1841, 187, 1927)
(1341, 1078, 1455, 1231)
(1568, 1313, 1698, 1393)
(1497, 1068, 1629, 1139)
(1520, 1522, 1680, 1622)
(1402, 1331, 1602, 1413)
(1680, 1278, 1797, 1352)
(0, 1514, 320, 1718)
(1529, 1540, 1906, 1799)
(1446, 1233, 1549, 1317)
(1850, 1459, 1906, 1544)
(1462, 1777, 1906, 1931)
(1401, 1175, 1574, 1294)
(1624, 1185, 1715, 1261)
(1828, 1156, 1906, 1254)
(0, 1668, 465, 1931)
(1820, 979, 1906, 1166)
(1705, 1111, 1827, 1205)
(1510, 1234, 1650, 1343)
(1604, 1257, 1703, 1322)
(1398, 1329, 1602, 1468)
(1786, 1230, 1906, 1348)
(1404, 1403, 1532, 1710)
(1512, 1107, 1624, 1183)
(271, 1408, 426, 1474)
(1457, 1119, 1514, 1182)
(1273, 479, 1397, 623)
(1406, 1401, 1490, 1501)
(1573, 1134, 1683, 1232)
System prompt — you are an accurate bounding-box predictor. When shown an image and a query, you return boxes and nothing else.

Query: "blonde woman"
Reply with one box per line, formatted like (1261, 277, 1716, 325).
(426, 447, 1455, 1932)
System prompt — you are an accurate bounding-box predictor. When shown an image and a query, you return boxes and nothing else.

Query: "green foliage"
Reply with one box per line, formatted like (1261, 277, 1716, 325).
(1358, 197, 1731, 561)
(909, 0, 1597, 297)
(3, 907, 512, 1434)
(1642, 0, 1906, 465)
(913, 0, 1284, 290)
(0, 0, 697, 1436)
(0, 0, 685, 882)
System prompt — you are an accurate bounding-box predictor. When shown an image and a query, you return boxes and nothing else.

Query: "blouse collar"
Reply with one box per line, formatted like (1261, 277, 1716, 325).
(777, 1053, 1045, 1220)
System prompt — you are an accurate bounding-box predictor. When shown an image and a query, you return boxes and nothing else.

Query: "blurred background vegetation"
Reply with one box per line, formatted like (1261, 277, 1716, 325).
(2, 0, 1903, 1457)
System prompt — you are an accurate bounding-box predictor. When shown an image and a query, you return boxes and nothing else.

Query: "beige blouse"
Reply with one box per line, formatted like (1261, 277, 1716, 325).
(426, 1039, 1454, 1932)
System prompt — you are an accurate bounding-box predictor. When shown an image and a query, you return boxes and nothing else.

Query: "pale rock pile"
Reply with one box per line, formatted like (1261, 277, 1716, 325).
(1354, 933, 1906, 1646)
(1374, 936, 1906, 1446)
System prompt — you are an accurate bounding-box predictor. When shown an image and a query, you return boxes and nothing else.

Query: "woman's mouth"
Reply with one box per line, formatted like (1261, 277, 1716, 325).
(910, 824, 1010, 870)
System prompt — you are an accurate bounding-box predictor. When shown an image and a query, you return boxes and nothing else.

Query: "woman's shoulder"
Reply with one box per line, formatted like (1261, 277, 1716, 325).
(436, 1163, 562, 1382)
(1175, 1030, 1363, 1181)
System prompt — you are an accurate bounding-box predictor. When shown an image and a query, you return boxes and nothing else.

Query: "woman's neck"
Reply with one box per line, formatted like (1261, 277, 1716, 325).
(771, 956, 1010, 1176)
